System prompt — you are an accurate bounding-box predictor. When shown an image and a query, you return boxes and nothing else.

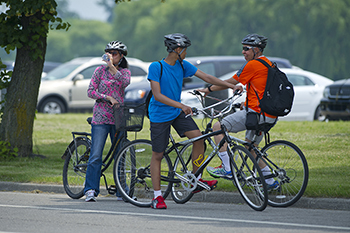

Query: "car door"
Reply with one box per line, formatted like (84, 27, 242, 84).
(70, 65, 99, 109)
(283, 74, 320, 121)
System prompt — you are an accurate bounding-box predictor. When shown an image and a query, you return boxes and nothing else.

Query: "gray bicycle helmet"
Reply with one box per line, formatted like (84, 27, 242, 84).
(164, 33, 191, 52)
(105, 40, 128, 56)
(241, 34, 268, 49)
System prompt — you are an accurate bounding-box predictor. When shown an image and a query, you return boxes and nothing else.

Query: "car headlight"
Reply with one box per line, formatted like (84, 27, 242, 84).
(323, 87, 330, 98)
(125, 89, 147, 100)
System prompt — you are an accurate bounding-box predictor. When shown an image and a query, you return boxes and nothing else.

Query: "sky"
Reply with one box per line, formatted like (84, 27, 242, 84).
(0, 1, 109, 22)
(66, 0, 108, 22)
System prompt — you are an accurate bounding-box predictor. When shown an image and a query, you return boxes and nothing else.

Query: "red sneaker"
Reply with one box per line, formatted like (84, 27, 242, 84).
(151, 195, 167, 209)
(192, 178, 218, 193)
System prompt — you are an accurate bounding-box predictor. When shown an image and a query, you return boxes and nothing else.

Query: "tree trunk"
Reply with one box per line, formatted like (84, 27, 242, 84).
(0, 14, 47, 157)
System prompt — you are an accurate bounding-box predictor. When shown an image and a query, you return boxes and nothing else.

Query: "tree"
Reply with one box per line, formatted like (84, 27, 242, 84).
(0, 0, 70, 157)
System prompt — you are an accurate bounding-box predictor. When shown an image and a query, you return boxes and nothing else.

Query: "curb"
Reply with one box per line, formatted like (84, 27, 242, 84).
(0, 181, 349, 211)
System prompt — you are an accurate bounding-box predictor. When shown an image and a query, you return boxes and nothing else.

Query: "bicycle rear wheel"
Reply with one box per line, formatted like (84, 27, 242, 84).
(113, 139, 172, 207)
(171, 143, 194, 204)
(261, 140, 309, 207)
(228, 145, 268, 211)
(62, 137, 90, 199)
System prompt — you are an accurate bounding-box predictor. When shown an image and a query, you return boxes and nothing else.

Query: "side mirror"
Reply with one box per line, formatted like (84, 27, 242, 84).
(72, 74, 84, 84)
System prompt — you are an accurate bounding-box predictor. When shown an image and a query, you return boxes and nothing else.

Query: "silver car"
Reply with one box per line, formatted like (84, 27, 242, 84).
(37, 57, 149, 114)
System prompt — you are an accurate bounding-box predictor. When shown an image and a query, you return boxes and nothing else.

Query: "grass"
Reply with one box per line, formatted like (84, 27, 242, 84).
(0, 113, 350, 199)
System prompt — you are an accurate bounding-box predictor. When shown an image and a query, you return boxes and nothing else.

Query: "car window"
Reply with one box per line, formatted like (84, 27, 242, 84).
(287, 74, 315, 86)
(43, 64, 81, 80)
(188, 62, 216, 84)
(79, 65, 100, 79)
(218, 61, 245, 76)
(129, 66, 147, 76)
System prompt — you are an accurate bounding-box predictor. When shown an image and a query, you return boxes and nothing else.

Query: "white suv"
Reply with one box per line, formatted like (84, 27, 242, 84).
(37, 57, 149, 114)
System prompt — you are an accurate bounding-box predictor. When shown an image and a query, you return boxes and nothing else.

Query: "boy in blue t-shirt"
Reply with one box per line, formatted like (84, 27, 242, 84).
(148, 33, 236, 209)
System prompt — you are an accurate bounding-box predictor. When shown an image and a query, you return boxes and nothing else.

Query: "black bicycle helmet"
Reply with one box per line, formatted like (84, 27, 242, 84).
(164, 33, 191, 52)
(241, 34, 268, 49)
(105, 41, 128, 56)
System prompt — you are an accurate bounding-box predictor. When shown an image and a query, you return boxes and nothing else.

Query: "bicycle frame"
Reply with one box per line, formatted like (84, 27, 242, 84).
(159, 91, 243, 190)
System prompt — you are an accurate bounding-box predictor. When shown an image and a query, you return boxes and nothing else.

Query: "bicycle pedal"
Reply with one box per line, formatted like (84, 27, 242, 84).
(108, 185, 117, 195)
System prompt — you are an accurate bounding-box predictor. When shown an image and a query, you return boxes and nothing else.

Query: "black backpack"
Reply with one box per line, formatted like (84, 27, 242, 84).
(254, 59, 294, 117)
(145, 61, 162, 118)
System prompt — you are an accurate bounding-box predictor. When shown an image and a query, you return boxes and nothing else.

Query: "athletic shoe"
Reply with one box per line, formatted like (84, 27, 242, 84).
(151, 196, 167, 209)
(192, 178, 218, 193)
(85, 189, 96, 202)
(207, 165, 232, 179)
(267, 180, 280, 192)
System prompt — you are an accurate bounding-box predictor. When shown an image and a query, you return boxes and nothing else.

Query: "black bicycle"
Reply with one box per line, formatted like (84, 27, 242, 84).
(62, 103, 145, 199)
(114, 91, 269, 211)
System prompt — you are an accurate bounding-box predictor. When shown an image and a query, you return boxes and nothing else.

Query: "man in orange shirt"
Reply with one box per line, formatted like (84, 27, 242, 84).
(198, 33, 279, 191)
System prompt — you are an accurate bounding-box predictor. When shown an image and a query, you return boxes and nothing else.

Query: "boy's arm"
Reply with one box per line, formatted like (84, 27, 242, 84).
(150, 80, 193, 115)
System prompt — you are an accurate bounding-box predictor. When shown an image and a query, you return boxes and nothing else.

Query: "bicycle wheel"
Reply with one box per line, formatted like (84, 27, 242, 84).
(62, 137, 90, 199)
(228, 145, 268, 211)
(171, 143, 195, 204)
(261, 140, 309, 207)
(113, 139, 172, 207)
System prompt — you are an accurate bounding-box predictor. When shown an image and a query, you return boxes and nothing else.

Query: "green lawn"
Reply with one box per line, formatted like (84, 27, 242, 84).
(0, 113, 349, 198)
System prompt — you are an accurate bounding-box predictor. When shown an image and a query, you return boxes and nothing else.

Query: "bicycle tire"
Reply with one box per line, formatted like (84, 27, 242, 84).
(62, 137, 90, 199)
(113, 139, 173, 207)
(228, 145, 268, 211)
(171, 143, 195, 204)
(261, 140, 309, 207)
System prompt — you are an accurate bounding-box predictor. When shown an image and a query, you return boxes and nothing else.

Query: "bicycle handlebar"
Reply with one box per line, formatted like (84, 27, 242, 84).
(186, 89, 243, 119)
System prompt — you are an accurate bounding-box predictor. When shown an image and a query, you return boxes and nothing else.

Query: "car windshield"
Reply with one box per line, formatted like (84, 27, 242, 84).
(42, 63, 81, 81)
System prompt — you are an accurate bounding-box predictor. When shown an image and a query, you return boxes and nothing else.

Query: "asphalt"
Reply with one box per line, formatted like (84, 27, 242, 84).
(1, 181, 349, 211)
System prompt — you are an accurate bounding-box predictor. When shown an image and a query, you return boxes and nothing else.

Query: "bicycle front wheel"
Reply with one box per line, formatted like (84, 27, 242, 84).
(228, 145, 268, 211)
(62, 137, 90, 199)
(171, 143, 194, 204)
(113, 139, 172, 207)
(261, 140, 309, 207)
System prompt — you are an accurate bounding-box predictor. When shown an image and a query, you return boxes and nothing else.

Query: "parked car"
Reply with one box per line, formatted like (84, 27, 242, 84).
(124, 56, 294, 106)
(320, 79, 350, 120)
(181, 68, 334, 121)
(37, 57, 149, 114)
(0, 60, 62, 108)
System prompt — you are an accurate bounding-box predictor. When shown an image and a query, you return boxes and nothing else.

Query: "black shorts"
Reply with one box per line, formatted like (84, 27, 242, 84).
(150, 112, 199, 153)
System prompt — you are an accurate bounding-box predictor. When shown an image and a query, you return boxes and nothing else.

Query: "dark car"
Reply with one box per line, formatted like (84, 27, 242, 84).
(124, 55, 294, 106)
(320, 79, 350, 120)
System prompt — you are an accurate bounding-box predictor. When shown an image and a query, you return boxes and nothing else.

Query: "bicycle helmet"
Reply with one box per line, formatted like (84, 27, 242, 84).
(105, 41, 128, 56)
(164, 33, 191, 52)
(241, 34, 268, 49)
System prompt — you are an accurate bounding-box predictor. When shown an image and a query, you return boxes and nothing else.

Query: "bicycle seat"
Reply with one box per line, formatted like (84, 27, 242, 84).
(87, 117, 92, 125)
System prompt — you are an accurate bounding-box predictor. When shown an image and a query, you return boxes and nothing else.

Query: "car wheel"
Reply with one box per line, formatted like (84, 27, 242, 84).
(39, 97, 66, 114)
(314, 105, 326, 121)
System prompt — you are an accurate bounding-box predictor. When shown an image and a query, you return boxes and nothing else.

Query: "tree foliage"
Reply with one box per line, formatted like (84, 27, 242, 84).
(111, 0, 350, 81)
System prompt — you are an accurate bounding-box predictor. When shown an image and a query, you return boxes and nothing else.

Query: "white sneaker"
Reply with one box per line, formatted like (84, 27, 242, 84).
(85, 189, 96, 202)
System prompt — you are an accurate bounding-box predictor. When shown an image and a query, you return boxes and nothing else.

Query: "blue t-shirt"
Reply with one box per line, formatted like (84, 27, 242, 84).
(147, 59, 197, 123)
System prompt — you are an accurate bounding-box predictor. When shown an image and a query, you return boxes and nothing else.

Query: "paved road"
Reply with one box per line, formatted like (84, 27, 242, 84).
(0, 192, 349, 233)
(1, 181, 349, 211)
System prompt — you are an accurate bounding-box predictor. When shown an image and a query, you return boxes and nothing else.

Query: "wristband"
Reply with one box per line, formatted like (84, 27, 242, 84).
(207, 85, 213, 92)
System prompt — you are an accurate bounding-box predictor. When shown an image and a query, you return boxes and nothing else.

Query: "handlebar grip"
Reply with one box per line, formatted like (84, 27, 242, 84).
(233, 89, 240, 96)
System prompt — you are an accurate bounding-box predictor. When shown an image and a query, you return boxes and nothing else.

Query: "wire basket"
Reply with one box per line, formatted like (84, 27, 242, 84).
(114, 104, 145, 132)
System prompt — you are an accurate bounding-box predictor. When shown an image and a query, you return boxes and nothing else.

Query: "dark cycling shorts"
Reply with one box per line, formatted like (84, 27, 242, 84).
(150, 112, 199, 153)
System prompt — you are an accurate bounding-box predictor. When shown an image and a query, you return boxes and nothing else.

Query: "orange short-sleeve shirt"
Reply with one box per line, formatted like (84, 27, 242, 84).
(232, 56, 277, 118)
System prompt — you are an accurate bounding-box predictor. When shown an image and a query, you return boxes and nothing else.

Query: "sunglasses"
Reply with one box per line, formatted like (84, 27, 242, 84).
(242, 46, 254, 51)
(108, 51, 120, 55)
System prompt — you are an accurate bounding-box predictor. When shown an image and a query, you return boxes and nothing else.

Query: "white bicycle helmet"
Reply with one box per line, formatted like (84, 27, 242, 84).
(105, 41, 128, 56)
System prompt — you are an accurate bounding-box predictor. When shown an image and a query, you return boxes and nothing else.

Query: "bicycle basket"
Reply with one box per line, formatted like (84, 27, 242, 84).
(114, 104, 145, 132)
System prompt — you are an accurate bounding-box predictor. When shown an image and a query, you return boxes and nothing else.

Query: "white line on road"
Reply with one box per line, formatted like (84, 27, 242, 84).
(0, 204, 349, 231)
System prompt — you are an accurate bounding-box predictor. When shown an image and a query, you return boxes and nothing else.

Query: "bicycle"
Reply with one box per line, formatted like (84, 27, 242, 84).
(62, 103, 145, 199)
(193, 91, 309, 207)
(114, 90, 269, 211)
(229, 125, 309, 207)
